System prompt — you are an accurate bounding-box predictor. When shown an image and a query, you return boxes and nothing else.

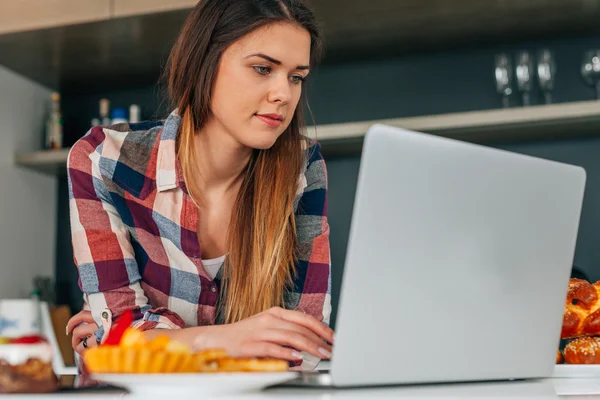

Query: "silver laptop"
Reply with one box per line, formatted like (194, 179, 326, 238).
(282, 123, 586, 388)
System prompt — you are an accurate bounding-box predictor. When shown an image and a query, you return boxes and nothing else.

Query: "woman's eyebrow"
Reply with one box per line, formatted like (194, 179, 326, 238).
(245, 53, 309, 70)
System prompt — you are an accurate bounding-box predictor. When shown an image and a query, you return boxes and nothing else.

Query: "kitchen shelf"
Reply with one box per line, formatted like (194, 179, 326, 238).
(14, 148, 71, 176)
(318, 99, 600, 156)
(14, 99, 600, 175)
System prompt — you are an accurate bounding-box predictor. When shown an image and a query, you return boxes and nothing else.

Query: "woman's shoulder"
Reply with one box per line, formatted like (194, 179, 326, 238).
(68, 120, 166, 174)
(297, 137, 327, 198)
(301, 136, 325, 165)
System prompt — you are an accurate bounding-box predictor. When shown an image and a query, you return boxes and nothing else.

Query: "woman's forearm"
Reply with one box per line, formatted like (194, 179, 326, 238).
(142, 324, 225, 349)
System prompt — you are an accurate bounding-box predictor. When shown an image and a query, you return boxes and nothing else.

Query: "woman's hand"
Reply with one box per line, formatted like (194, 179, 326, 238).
(66, 310, 99, 356)
(196, 307, 334, 362)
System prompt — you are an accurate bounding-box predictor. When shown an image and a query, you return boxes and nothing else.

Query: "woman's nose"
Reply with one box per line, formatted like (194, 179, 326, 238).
(267, 76, 292, 104)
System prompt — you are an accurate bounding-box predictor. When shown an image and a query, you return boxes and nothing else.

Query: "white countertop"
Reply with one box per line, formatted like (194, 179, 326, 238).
(3, 377, 600, 399)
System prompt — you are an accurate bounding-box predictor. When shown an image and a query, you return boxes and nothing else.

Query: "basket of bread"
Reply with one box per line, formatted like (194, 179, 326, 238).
(557, 278, 600, 365)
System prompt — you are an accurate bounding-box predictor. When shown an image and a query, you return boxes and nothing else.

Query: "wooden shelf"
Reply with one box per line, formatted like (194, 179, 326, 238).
(318, 100, 600, 156)
(14, 148, 70, 176)
(14, 100, 600, 174)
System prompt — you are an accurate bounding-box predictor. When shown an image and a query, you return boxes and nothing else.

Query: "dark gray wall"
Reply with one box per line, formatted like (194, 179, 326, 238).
(306, 35, 600, 124)
(57, 33, 600, 328)
(324, 139, 600, 330)
(306, 34, 600, 327)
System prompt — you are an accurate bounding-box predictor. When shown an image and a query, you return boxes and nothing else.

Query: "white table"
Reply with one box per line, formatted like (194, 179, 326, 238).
(2, 377, 600, 399)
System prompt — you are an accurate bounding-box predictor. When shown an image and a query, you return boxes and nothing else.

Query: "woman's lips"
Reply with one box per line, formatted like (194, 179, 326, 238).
(255, 114, 283, 127)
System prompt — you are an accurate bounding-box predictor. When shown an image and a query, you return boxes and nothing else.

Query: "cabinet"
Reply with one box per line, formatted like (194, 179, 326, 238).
(0, 0, 110, 35)
(112, 0, 197, 18)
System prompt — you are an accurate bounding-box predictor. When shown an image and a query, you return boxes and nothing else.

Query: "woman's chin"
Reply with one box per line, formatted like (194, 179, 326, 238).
(241, 134, 280, 150)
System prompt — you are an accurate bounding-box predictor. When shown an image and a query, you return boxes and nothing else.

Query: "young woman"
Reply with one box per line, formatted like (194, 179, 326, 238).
(65, 0, 333, 367)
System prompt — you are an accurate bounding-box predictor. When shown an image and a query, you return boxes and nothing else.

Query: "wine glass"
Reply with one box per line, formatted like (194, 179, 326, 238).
(537, 49, 556, 105)
(581, 50, 600, 100)
(515, 50, 534, 106)
(494, 53, 513, 108)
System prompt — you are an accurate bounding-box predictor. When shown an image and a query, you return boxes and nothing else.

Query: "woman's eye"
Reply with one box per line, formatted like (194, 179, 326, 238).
(291, 75, 305, 85)
(253, 66, 271, 75)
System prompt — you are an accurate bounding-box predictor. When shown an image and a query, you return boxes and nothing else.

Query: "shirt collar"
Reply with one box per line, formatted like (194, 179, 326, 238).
(156, 109, 185, 192)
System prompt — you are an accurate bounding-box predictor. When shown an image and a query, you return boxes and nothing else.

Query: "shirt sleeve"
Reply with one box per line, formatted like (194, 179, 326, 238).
(290, 142, 332, 326)
(68, 126, 185, 340)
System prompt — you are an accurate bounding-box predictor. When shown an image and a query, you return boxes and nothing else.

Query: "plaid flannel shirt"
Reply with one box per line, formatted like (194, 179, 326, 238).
(67, 110, 332, 340)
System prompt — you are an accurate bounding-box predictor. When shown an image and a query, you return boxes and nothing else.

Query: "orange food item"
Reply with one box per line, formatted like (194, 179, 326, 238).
(561, 279, 600, 339)
(83, 326, 289, 374)
(83, 327, 194, 374)
(564, 336, 600, 364)
(216, 358, 289, 372)
(556, 349, 563, 364)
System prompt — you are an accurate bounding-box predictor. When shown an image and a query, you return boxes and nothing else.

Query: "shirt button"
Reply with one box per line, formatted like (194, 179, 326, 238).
(101, 311, 109, 320)
(210, 286, 217, 293)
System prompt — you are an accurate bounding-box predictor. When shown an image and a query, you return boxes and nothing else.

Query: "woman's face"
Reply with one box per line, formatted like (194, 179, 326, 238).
(208, 22, 311, 150)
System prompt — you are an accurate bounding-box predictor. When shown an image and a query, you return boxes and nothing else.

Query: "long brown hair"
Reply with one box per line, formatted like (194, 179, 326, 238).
(165, 0, 323, 324)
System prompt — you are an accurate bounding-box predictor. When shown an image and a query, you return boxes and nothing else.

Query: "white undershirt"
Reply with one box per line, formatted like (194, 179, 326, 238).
(202, 255, 225, 279)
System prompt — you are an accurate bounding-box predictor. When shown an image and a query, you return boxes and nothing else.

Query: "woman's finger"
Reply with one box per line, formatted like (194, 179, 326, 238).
(71, 324, 98, 351)
(260, 317, 332, 353)
(257, 329, 331, 360)
(66, 310, 95, 335)
(74, 335, 98, 356)
(236, 341, 304, 362)
(268, 307, 334, 344)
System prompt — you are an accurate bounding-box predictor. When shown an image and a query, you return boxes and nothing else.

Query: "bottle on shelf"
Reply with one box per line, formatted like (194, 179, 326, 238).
(45, 92, 63, 150)
(111, 108, 128, 124)
(99, 98, 111, 126)
(129, 104, 140, 123)
(91, 100, 140, 129)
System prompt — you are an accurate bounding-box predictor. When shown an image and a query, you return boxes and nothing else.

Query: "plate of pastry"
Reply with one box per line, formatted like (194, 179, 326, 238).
(83, 310, 296, 396)
(553, 278, 600, 378)
(91, 371, 298, 396)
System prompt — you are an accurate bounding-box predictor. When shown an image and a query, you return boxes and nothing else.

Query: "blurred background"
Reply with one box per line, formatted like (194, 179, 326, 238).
(1, 0, 600, 333)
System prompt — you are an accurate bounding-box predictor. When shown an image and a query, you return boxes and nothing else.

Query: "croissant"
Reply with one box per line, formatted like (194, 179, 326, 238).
(561, 278, 600, 339)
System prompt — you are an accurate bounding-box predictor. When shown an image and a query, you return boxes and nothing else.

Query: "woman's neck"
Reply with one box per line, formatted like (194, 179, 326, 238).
(193, 121, 252, 193)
